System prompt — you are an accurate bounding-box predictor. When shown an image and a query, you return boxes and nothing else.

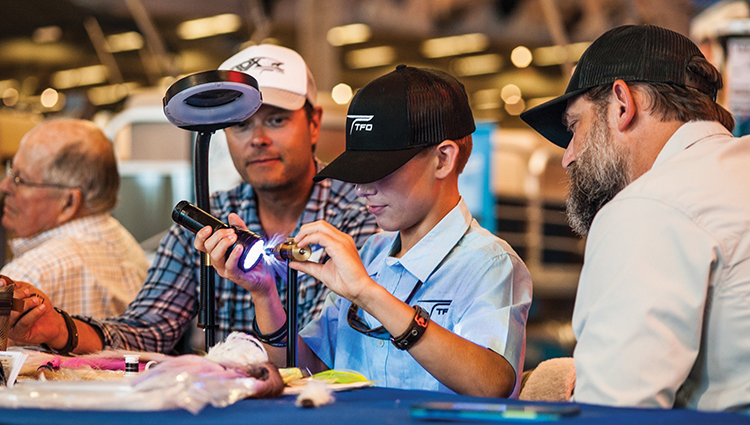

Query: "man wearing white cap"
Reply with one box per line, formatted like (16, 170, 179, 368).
(7, 45, 379, 355)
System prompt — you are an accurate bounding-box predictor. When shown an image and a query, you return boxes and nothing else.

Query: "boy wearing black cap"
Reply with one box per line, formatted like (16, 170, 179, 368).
(199, 65, 531, 397)
(520, 25, 750, 411)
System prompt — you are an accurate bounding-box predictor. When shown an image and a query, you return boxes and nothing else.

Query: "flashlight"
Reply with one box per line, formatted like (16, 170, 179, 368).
(171, 201, 310, 271)
(172, 200, 265, 271)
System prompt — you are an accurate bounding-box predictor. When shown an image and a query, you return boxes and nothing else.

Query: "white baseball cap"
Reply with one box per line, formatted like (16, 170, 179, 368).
(219, 44, 317, 111)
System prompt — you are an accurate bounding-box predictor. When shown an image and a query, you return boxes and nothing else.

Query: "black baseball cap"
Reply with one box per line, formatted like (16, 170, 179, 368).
(520, 24, 717, 148)
(313, 65, 476, 184)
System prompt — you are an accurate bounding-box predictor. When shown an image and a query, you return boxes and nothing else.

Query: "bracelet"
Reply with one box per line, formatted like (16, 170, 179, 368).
(251, 315, 288, 347)
(41, 307, 79, 356)
(391, 306, 430, 350)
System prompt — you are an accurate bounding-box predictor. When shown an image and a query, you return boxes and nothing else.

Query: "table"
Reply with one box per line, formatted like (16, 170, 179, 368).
(0, 387, 748, 425)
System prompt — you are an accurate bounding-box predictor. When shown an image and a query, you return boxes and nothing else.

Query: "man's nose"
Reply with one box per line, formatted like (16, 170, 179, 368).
(0, 174, 14, 194)
(249, 125, 271, 146)
(562, 139, 576, 169)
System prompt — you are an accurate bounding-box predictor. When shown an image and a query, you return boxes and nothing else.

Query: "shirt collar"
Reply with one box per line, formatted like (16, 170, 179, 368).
(9, 213, 110, 257)
(387, 198, 472, 283)
(653, 121, 732, 168)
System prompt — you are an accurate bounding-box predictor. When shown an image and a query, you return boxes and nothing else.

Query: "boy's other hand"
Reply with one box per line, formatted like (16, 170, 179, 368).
(292, 220, 372, 304)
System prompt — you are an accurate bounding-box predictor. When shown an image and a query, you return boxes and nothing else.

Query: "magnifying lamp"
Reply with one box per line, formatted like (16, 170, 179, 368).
(163, 70, 262, 351)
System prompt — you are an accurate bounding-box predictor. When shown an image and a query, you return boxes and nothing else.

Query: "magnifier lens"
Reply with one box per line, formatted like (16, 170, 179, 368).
(185, 89, 243, 107)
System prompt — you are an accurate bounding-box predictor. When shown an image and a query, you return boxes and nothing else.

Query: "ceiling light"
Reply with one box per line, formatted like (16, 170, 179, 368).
(107, 32, 144, 53)
(533, 42, 590, 66)
(500, 84, 522, 102)
(177, 14, 242, 40)
(40, 88, 61, 109)
(87, 83, 138, 106)
(421, 33, 489, 58)
(32, 26, 62, 44)
(451, 54, 503, 76)
(510, 46, 533, 68)
(52, 65, 108, 89)
(346, 46, 396, 69)
(327, 24, 371, 46)
(504, 97, 526, 116)
(331, 83, 353, 104)
(3, 88, 19, 107)
(472, 88, 501, 110)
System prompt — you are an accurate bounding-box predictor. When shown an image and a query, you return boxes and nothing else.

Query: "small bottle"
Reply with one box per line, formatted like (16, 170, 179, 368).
(124, 354, 140, 376)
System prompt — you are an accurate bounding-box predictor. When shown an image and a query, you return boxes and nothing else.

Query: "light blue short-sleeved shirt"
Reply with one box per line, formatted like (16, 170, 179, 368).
(301, 199, 532, 394)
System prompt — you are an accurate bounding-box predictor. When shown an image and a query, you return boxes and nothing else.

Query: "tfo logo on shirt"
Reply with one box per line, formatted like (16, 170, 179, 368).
(231, 57, 284, 74)
(348, 115, 374, 134)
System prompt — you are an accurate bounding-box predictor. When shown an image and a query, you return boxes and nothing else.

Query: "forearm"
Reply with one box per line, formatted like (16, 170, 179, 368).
(44, 318, 104, 354)
(359, 285, 515, 397)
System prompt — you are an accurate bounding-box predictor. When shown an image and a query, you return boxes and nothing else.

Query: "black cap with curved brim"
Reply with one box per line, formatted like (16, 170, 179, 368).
(314, 65, 475, 184)
(520, 24, 717, 149)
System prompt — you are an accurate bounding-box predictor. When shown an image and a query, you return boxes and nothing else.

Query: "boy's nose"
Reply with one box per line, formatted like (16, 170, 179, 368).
(355, 183, 376, 197)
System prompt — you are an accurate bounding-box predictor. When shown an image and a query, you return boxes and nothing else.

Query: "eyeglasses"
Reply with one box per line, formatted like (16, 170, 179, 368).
(347, 280, 423, 340)
(5, 164, 81, 191)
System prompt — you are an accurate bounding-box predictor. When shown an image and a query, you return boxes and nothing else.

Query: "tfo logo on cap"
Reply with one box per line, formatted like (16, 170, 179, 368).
(232, 56, 285, 74)
(348, 115, 374, 134)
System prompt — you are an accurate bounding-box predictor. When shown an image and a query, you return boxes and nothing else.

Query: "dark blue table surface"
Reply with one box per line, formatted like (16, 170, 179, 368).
(1, 387, 748, 425)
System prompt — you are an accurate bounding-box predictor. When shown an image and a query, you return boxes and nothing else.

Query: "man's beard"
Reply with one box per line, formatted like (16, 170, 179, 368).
(565, 114, 630, 237)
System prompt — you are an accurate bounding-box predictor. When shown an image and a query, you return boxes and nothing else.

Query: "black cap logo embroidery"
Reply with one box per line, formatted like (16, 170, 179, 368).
(348, 115, 374, 134)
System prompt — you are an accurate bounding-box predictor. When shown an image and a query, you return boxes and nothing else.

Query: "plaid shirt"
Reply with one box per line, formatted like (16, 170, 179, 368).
(2, 214, 149, 318)
(79, 163, 378, 353)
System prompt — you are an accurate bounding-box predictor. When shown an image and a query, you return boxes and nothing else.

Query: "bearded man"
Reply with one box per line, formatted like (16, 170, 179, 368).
(521, 25, 750, 412)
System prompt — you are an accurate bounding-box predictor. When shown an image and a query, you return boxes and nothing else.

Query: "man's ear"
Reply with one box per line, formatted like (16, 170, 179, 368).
(56, 189, 83, 225)
(308, 106, 323, 150)
(611, 79, 637, 132)
(435, 140, 459, 179)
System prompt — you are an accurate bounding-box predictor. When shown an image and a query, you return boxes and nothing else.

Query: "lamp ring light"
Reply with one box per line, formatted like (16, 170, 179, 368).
(163, 70, 262, 132)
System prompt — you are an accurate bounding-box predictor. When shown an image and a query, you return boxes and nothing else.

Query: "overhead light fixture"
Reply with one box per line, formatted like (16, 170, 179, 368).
(510, 46, 533, 68)
(3, 88, 19, 107)
(177, 14, 242, 40)
(504, 97, 526, 116)
(472, 88, 501, 110)
(32, 26, 62, 44)
(40, 88, 59, 108)
(500, 84, 522, 103)
(327, 23, 371, 46)
(51, 65, 108, 90)
(452, 54, 503, 76)
(331, 83, 353, 104)
(346, 46, 396, 69)
(107, 32, 144, 53)
(421, 33, 489, 58)
(533, 42, 590, 66)
(87, 83, 138, 106)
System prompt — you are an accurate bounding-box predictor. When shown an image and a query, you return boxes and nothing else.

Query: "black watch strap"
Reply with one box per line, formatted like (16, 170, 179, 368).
(41, 307, 78, 356)
(391, 305, 430, 350)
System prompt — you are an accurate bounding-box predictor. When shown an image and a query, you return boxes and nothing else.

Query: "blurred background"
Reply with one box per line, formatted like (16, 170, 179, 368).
(0, 0, 748, 367)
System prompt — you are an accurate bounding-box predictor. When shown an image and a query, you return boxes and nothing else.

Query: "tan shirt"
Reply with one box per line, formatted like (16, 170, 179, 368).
(2, 213, 149, 318)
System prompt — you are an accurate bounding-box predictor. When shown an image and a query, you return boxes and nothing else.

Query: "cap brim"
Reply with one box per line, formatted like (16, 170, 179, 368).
(519, 88, 588, 149)
(313, 147, 425, 184)
(260, 87, 306, 110)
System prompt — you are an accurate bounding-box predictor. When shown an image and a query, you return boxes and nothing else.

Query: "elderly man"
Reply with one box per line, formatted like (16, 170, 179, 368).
(520, 25, 750, 411)
(1, 119, 149, 318)
(6, 44, 378, 356)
